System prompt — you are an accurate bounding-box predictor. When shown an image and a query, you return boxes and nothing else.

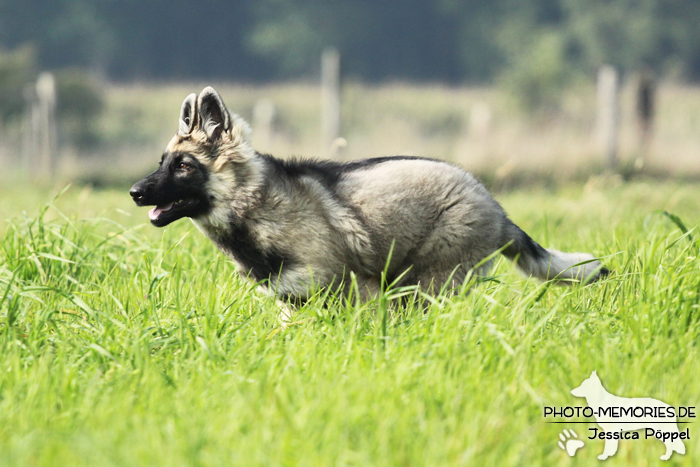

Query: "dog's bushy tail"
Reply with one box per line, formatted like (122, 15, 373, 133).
(501, 219, 608, 283)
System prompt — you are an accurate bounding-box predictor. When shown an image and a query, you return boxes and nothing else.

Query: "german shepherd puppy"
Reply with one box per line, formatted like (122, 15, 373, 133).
(130, 87, 607, 303)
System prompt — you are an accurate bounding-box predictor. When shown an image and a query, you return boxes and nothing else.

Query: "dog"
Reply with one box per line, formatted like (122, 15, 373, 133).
(130, 87, 608, 308)
(571, 371, 686, 460)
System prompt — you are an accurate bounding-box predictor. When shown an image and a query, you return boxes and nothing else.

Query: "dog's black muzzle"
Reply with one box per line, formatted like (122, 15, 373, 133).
(129, 170, 209, 227)
(130, 167, 177, 207)
(130, 179, 151, 206)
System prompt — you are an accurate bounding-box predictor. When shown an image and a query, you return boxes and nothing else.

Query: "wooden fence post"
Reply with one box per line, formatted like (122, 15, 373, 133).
(22, 84, 38, 173)
(596, 65, 619, 170)
(35, 72, 57, 181)
(321, 47, 341, 158)
(635, 70, 655, 170)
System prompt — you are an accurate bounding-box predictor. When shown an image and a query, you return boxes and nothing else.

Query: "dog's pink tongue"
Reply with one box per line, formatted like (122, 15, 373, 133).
(148, 202, 174, 220)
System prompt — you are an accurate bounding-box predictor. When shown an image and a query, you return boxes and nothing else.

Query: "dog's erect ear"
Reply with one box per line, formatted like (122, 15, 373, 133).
(197, 87, 230, 141)
(179, 93, 197, 136)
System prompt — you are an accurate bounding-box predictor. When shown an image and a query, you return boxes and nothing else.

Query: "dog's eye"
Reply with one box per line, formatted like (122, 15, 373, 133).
(178, 162, 191, 170)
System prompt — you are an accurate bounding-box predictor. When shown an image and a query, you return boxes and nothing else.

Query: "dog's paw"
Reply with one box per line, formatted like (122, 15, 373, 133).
(557, 429, 584, 457)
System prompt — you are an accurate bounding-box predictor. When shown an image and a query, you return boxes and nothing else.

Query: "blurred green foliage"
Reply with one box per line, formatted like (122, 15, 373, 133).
(0, 46, 35, 123)
(498, 31, 573, 113)
(0, 0, 699, 85)
(0, 47, 104, 146)
(54, 69, 105, 148)
(1, 0, 700, 124)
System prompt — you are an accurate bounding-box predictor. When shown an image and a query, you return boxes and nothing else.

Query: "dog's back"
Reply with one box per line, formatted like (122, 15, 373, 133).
(335, 157, 506, 287)
(131, 87, 608, 301)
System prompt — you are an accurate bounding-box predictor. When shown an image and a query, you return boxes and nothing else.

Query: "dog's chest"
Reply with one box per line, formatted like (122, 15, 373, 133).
(193, 216, 292, 283)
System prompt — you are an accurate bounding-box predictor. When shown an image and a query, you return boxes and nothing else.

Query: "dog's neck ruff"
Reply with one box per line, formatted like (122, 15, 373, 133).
(191, 150, 267, 238)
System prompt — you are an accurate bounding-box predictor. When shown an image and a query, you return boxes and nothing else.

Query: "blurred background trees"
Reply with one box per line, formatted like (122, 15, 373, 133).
(0, 0, 698, 84)
(0, 0, 699, 181)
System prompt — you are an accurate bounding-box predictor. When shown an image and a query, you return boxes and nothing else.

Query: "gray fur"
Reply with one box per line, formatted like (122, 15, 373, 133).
(134, 87, 609, 304)
(196, 155, 607, 300)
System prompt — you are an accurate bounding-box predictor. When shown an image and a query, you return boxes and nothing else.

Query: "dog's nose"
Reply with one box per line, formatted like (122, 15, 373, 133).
(130, 185, 145, 201)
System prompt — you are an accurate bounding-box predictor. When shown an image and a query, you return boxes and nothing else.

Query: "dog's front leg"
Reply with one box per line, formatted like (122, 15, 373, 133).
(276, 298, 295, 324)
(252, 284, 297, 325)
(598, 435, 618, 460)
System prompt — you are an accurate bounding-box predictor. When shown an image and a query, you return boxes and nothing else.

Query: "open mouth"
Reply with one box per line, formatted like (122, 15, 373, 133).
(148, 198, 200, 224)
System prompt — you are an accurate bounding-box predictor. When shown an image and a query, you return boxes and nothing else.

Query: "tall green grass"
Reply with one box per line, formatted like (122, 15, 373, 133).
(0, 181, 698, 466)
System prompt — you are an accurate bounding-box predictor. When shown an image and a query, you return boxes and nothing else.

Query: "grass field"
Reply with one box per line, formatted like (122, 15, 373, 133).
(0, 179, 699, 466)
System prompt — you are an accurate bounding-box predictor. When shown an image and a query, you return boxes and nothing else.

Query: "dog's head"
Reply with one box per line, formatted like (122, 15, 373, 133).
(571, 370, 602, 398)
(130, 87, 255, 227)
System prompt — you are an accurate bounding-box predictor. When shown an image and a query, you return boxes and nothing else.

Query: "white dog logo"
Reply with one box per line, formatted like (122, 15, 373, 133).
(571, 371, 686, 460)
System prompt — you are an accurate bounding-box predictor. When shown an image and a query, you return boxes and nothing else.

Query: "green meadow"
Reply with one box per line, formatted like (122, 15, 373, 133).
(0, 179, 698, 466)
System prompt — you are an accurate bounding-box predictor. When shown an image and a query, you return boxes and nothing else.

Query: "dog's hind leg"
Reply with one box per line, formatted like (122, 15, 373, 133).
(598, 436, 618, 460)
(661, 434, 686, 460)
(673, 436, 687, 456)
(277, 299, 295, 324)
(660, 445, 672, 461)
